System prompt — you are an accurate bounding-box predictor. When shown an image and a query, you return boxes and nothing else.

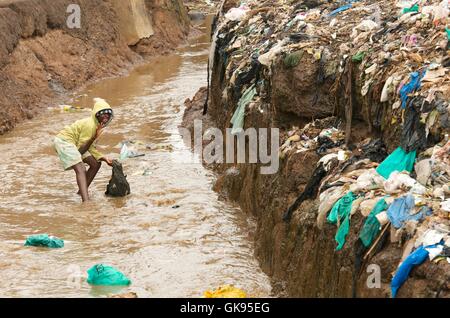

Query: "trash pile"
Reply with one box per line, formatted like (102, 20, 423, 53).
(281, 122, 450, 297)
(280, 119, 450, 297)
(279, 118, 348, 160)
(210, 0, 449, 137)
(209, 0, 449, 297)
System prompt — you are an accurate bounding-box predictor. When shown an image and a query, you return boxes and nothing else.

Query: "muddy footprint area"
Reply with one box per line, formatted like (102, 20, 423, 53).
(0, 17, 272, 298)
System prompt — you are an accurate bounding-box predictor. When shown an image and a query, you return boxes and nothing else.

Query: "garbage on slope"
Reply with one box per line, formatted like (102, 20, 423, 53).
(211, 0, 450, 298)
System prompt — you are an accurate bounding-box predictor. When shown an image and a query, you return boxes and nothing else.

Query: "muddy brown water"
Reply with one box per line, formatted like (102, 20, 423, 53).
(0, 17, 272, 297)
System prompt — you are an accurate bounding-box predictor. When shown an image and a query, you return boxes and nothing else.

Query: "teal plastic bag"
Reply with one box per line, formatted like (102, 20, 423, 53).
(327, 191, 356, 224)
(402, 4, 419, 14)
(359, 198, 389, 248)
(376, 147, 416, 179)
(87, 264, 131, 286)
(335, 214, 350, 251)
(327, 192, 356, 251)
(24, 234, 64, 248)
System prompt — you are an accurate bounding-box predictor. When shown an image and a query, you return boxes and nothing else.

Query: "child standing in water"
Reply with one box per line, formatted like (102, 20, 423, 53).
(54, 98, 114, 202)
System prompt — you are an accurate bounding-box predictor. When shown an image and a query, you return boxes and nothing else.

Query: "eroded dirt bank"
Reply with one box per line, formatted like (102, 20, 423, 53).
(182, 0, 450, 297)
(0, 0, 190, 134)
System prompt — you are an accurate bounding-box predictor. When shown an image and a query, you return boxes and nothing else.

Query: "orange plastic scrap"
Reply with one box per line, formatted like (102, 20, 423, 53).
(203, 285, 247, 298)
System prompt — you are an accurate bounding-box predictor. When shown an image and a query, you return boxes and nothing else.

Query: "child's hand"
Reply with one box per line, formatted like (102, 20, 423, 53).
(102, 157, 113, 166)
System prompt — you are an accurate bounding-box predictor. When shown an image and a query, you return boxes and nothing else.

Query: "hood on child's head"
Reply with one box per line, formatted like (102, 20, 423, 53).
(92, 98, 113, 127)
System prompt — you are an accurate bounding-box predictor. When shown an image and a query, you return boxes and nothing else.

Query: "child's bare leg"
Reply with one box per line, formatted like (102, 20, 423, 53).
(83, 156, 102, 189)
(73, 162, 89, 202)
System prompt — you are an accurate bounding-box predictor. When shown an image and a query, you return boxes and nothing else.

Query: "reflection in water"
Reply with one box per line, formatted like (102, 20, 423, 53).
(0, 17, 272, 297)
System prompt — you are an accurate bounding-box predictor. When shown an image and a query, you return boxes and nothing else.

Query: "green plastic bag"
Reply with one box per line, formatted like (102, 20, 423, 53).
(402, 4, 419, 14)
(87, 264, 131, 286)
(284, 51, 303, 68)
(230, 84, 257, 135)
(376, 147, 416, 179)
(335, 214, 350, 251)
(327, 192, 356, 251)
(327, 191, 356, 224)
(24, 234, 64, 248)
(352, 51, 366, 63)
(446, 28, 450, 41)
(359, 198, 389, 247)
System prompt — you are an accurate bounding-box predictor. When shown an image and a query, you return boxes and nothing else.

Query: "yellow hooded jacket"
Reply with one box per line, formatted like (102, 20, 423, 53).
(56, 99, 112, 161)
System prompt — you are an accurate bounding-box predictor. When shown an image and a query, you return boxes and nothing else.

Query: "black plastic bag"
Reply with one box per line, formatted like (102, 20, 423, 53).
(105, 160, 130, 197)
(400, 97, 427, 153)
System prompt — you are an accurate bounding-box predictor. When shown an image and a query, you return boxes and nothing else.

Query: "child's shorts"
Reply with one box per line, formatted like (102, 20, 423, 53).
(53, 137, 89, 170)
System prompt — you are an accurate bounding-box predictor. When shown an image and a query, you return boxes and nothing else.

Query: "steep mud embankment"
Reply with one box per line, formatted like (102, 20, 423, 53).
(183, 0, 450, 297)
(0, 0, 190, 134)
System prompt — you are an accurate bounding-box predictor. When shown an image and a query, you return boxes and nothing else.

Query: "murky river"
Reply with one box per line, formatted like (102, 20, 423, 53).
(0, 17, 272, 297)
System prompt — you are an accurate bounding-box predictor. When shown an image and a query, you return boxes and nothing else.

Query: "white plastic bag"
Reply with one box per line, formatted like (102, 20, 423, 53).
(441, 199, 450, 212)
(224, 6, 250, 21)
(258, 40, 286, 66)
(358, 20, 379, 31)
(383, 171, 416, 193)
(415, 159, 433, 186)
(375, 211, 389, 226)
(317, 187, 345, 229)
(380, 75, 394, 102)
(433, 0, 449, 25)
(349, 169, 384, 192)
(120, 144, 129, 160)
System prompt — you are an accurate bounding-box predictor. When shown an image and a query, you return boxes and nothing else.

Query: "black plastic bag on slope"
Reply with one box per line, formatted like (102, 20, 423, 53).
(360, 138, 388, 163)
(401, 96, 428, 153)
(283, 162, 328, 222)
(316, 135, 344, 155)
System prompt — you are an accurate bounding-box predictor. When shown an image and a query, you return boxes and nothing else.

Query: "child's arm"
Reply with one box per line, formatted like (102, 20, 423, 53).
(99, 157, 113, 166)
(78, 125, 102, 155)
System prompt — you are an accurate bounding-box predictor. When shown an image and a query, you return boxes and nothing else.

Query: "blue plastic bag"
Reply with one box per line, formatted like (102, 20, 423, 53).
(387, 195, 431, 229)
(328, 4, 352, 17)
(391, 243, 441, 298)
(399, 71, 425, 109)
(391, 245, 429, 298)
